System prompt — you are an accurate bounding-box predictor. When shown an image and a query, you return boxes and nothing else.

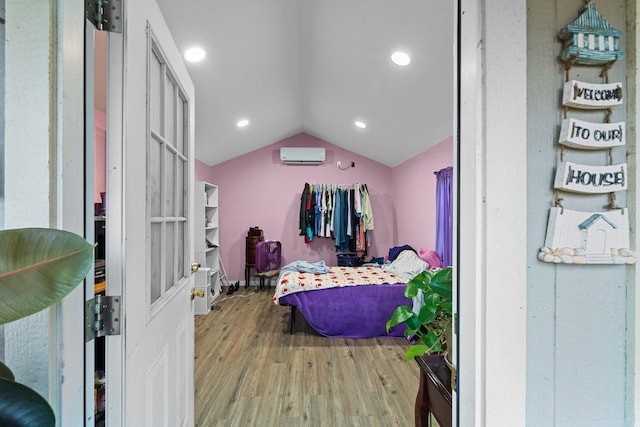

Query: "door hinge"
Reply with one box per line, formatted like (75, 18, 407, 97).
(85, 295, 122, 342)
(86, 0, 123, 33)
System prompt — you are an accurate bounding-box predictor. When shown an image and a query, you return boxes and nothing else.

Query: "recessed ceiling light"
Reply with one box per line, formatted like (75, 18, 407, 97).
(354, 121, 367, 129)
(184, 47, 206, 63)
(237, 119, 250, 128)
(391, 51, 411, 66)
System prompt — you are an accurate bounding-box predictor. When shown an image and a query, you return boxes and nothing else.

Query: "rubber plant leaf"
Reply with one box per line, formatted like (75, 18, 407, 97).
(0, 228, 94, 325)
(0, 378, 55, 426)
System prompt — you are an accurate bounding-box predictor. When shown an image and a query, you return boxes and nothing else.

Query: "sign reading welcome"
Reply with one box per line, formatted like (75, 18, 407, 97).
(563, 80, 623, 109)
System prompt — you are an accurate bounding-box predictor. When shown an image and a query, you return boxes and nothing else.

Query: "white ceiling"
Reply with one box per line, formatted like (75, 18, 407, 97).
(152, 0, 454, 167)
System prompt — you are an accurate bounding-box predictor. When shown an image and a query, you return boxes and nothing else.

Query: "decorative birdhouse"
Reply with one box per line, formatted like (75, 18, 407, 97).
(558, 1, 624, 65)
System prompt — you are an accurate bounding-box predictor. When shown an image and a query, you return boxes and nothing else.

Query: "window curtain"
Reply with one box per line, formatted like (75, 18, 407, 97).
(434, 166, 453, 266)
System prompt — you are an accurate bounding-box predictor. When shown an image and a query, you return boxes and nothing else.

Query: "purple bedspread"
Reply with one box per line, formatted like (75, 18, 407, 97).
(279, 283, 411, 338)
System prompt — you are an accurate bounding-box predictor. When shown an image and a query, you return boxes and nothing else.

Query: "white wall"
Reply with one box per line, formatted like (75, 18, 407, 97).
(3, 0, 54, 399)
(3, 2, 87, 425)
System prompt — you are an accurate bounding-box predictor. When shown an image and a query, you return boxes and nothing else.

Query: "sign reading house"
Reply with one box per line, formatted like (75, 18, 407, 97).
(554, 161, 627, 193)
(563, 80, 623, 109)
(558, 118, 625, 150)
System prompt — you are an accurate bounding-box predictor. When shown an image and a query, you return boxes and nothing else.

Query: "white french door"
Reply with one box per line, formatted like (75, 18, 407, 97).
(105, 0, 197, 425)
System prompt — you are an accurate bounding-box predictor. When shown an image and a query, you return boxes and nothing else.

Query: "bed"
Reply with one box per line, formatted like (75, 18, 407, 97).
(273, 266, 409, 338)
(272, 250, 431, 338)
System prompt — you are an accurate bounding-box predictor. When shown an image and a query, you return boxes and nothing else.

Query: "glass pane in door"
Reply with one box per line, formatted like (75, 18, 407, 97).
(150, 222, 162, 303)
(149, 137, 162, 217)
(147, 36, 190, 309)
(164, 150, 175, 215)
(165, 222, 175, 292)
(165, 75, 176, 142)
(150, 50, 163, 136)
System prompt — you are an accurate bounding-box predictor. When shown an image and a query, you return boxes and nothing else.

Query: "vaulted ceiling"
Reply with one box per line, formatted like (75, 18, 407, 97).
(155, 0, 454, 167)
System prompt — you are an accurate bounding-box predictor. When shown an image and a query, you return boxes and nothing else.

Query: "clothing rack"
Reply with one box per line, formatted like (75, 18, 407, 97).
(298, 182, 374, 255)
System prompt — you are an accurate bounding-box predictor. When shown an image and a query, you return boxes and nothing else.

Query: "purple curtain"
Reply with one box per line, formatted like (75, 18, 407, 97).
(434, 167, 453, 266)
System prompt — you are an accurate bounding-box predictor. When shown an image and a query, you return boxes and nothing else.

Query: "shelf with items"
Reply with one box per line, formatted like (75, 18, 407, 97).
(194, 268, 211, 315)
(195, 181, 221, 313)
(195, 181, 219, 264)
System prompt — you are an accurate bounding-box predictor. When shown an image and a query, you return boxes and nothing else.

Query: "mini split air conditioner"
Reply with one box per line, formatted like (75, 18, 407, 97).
(280, 147, 326, 165)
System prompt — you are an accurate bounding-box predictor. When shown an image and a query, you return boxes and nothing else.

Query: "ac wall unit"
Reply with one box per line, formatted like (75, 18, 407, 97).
(280, 147, 326, 165)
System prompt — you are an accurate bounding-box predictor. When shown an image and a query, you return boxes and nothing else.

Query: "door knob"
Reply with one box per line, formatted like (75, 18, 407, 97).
(191, 262, 200, 273)
(191, 288, 205, 300)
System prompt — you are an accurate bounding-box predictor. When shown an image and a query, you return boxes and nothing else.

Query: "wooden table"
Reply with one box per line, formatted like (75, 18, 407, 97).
(415, 354, 452, 427)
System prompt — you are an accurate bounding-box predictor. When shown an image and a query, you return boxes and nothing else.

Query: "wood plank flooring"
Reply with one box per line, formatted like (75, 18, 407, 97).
(194, 287, 420, 427)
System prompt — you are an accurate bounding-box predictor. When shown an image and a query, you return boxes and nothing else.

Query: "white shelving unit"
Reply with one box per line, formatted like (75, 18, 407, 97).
(194, 181, 221, 314)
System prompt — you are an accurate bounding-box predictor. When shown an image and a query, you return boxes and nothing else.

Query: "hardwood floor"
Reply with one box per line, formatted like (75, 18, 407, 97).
(194, 287, 420, 427)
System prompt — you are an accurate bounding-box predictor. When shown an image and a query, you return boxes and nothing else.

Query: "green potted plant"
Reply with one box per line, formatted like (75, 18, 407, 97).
(0, 228, 94, 426)
(386, 266, 453, 361)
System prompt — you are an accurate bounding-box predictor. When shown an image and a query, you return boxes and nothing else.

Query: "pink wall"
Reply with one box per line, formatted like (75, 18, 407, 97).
(197, 133, 396, 282)
(94, 109, 106, 203)
(391, 136, 453, 252)
(195, 133, 452, 281)
(195, 159, 211, 183)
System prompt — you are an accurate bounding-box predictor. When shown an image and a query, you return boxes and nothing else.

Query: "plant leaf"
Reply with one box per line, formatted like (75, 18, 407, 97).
(404, 280, 419, 298)
(405, 344, 429, 360)
(423, 330, 443, 353)
(0, 228, 94, 325)
(417, 304, 437, 325)
(385, 305, 415, 332)
(404, 316, 421, 333)
(0, 378, 55, 426)
(429, 268, 453, 299)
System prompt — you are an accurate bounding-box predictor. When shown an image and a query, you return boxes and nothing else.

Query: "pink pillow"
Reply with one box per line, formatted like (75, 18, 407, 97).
(418, 248, 443, 269)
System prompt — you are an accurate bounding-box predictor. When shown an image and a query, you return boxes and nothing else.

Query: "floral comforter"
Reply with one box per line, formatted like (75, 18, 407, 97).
(273, 266, 408, 304)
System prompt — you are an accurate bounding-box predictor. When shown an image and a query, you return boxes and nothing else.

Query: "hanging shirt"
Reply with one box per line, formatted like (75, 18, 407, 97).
(346, 187, 352, 237)
(319, 185, 326, 237)
(361, 186, 374, 231)
(314, 185, 322, 236)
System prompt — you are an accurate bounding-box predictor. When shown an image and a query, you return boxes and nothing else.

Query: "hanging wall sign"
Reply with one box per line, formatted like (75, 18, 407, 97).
(540, 1, 634, 265)
(562, 80, 623, 109)
(558, 118, 625, 150)
(554, 161, 627, 193)
(539, 207, 635, 264)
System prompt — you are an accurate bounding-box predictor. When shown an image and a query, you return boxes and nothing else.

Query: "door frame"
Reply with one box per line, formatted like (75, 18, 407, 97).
(50, 0, 532, 425)
(56, 0, 87, 425)
(457, 0, 527, 425)
(103, 18, 126, 426)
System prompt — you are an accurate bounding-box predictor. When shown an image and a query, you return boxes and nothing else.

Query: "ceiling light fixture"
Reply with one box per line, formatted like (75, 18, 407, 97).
(391, 51, 411, 66)
(354, 121, 367, 129)
(236, 119, 250, 128)
(184, 47, 206, 63)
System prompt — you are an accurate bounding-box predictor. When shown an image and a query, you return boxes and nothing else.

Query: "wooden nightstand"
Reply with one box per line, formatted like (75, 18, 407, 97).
(415, 354, 452, 427)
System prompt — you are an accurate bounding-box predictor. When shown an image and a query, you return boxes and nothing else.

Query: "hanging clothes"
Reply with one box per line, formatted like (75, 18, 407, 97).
(297, 183, 374, 256)
(298, 183, 316, 243)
